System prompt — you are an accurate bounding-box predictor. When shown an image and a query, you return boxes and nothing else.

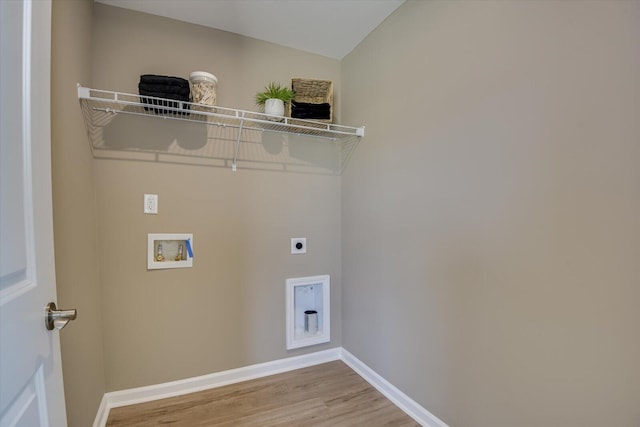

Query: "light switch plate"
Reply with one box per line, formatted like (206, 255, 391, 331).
(291, 238, 306, 254)
(144, 194, 158, 214)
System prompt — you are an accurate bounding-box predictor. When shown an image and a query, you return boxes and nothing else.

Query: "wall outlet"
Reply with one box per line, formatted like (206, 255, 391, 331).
(144, 194, 158, 214)
(291, 238, 306, 254)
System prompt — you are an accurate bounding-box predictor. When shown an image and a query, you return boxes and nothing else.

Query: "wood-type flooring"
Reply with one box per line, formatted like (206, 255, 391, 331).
(106, 360, 419, 426)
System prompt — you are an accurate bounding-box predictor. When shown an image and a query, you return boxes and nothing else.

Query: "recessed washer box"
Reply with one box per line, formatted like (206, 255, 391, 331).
(148, 233, 193, 270)
(286, 275, 330, 349)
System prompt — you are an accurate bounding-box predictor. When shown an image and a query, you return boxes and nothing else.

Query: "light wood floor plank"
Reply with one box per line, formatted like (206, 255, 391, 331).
(106, 361, 419, 426)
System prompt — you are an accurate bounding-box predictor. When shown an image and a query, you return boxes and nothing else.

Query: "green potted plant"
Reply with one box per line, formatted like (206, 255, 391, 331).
(255, 82, 295, 120)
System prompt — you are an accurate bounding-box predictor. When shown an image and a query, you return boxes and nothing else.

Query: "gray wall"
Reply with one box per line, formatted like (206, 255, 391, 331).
(341, 1, 640, 426)
(51, 1, 105, 426)
(90, 4, 342, 391)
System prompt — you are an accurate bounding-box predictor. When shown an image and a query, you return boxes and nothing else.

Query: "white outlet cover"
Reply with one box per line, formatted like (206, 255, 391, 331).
(144, 194, 158, 214)
(291, 238, 306, 254)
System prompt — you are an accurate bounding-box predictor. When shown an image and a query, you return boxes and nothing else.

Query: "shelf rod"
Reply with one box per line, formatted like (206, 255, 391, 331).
(232, 113, 245, 172)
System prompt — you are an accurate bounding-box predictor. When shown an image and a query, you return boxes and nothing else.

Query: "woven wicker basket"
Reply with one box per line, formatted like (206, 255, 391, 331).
(290, 78, 333, 123)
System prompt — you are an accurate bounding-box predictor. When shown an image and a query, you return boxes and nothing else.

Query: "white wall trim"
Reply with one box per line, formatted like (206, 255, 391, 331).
(340, 348, 449, 427)
(92, 347, 448, 427)
(91, 394, 109, 427)
(92, 347, 341, 427)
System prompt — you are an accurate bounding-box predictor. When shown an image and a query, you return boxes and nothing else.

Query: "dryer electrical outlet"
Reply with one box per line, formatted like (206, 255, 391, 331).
(291, 238, 306, 254)
(144, 194, 158, 214)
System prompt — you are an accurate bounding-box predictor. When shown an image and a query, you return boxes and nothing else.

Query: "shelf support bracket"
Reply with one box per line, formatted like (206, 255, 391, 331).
(232, 114, 245, 172)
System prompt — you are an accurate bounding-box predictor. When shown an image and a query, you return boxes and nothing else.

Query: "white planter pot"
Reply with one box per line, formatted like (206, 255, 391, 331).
(264, 98, 285, 121)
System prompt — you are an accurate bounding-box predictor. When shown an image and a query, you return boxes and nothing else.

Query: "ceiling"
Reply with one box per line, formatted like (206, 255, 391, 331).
(95, 0, 405, 59)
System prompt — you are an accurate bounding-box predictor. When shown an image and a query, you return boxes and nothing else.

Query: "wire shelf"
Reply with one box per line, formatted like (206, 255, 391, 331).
(77, 85, 364, 173)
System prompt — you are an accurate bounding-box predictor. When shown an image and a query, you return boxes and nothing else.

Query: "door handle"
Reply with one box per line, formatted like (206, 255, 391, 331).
(45, 302, 77, 331)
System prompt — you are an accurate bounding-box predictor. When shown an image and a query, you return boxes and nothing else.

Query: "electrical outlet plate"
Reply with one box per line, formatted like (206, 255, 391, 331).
(291, 238, 306, 254)
(144, 194, 158, 214)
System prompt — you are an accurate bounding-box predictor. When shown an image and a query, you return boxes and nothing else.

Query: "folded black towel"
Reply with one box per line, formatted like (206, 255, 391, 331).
(291, 101, 331, 120)
(291, 110, 331, 120)
(139, 74, 189, 88)
(138, 83, 190, 96)
(139, 78, 190, 116)
(139, 90, 189, 102)
(291, 101, 331, 112)
(138, 75, 190, 116)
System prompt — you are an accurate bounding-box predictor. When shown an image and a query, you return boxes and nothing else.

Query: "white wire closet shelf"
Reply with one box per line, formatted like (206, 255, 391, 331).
(77, 85, 364, 173)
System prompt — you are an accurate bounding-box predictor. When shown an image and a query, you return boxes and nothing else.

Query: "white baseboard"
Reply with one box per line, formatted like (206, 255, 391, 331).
(92, 347, 341, 427)
(340, 349, 449, 427)
(92, 394, 109, 427)
(92, 347, 448, 427)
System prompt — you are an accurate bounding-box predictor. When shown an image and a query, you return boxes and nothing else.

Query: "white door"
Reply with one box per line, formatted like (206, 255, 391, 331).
(0, 1, 71, 426)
